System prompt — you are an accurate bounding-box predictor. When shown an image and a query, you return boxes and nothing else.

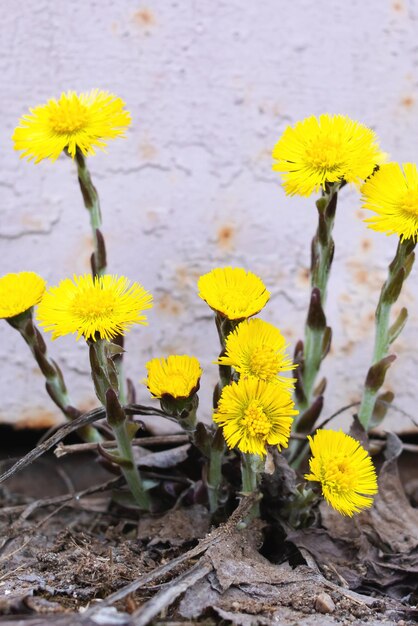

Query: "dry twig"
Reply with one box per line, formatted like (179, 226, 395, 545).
(55, 434, 190, 457)
(132, 560, 213, 626)
(0, 477, 123, 517)
(0, 404, 170, 485)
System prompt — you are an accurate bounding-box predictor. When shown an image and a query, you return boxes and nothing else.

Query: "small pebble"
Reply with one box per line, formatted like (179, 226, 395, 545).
(315, 592, 336, 614)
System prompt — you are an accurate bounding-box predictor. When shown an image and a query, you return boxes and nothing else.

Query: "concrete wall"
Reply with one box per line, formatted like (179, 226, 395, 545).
(1, 0, 417, 432)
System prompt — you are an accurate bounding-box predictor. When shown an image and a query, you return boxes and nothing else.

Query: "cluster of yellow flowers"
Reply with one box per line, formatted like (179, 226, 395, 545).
(199, 267, 298, 456)
(0, 263, 377, 516)
(272, 112, 418, 242)
(4, 90, 395, 518)
(196, 266, 377, 516)
(10, 91, 418, 241)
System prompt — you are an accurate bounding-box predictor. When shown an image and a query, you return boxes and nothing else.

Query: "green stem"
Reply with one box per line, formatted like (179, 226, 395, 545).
(180, 403, 198, 433)
(299, 186, 338, 412)
(358, 238, 415, 430)
(239, 453, 262, 523)
(215, 314, 236, 391)
(290, 440, 310, 471)
(207, 314, 237, 514)
(113, 421, 150, 510)
(289, 187, 339, 464)
(92, 339, 150, 510)
(207, 442, 224, 514)
(9, 314, 101, 443)
(301, 327, 324, 409)
(75, 150, 106, 277)
(357, 303, 390, 429)
(241, 453, 259, 493)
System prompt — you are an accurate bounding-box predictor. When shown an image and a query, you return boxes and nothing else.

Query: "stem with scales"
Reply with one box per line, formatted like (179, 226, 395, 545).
(289, 185, 340, 464)
(297, 184, 338, 413)
(238, 453, 263, 524)
(8, 313, 101, 443)
(74, 150, 106, 278)
(90, 338, 150, 510)
(358, 238, 415, 431)
(207, 314, 238, 514)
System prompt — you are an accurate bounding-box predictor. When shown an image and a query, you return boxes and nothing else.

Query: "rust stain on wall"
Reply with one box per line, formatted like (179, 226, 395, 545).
(360, 238, 373, 253)
(401, 95, 415, 109)
(353, 267, 369, 286)
(296, 266, 310, 287)
(340, 339, 355, 355)
(156, 292, 183, 316)
(140, 142, 158, 160)
(339, 292, 352, 304)
(392, 0, 405, 12)
(176, 265, 189, 289)
(20, 214, 43, 230)
(132, 8, 156, 29)
(217, 224, 235, 250)
(346, 258, 384, 291)
(339, 308, 376, 355)
(282, 327, 295, 340)
(175, 265, 201, 293)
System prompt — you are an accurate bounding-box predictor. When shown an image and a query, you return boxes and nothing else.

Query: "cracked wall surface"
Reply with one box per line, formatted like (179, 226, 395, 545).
(1, 0, 417, 431)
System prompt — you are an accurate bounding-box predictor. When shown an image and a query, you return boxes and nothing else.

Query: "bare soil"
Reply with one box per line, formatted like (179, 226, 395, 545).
(0, 435, 417, 626)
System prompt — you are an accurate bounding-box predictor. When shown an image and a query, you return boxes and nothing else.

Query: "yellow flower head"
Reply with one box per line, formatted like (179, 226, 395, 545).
(216, 318, 295, 388)
(305, 429, 378, 516)
(272, 114, 384, 197)
(37, 274, 153, 341)
(145, 355, 202, 399)
(0, 272, 46, 319)
(13, 90, 131, 163)
(361, 162, 418, 241)
(198, 267, 270, 320)
(213, 378, 297, 456)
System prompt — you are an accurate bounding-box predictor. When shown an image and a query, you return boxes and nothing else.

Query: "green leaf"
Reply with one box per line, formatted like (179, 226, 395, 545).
(106, 342, 126, 357)
(370, 390, 395, 429)
(307, 288, 326, 330)
(383, 267, 405, 304)
(321, 326, 332, 359)
(365, 355, 396, 392)
(388, 307, 408, 345)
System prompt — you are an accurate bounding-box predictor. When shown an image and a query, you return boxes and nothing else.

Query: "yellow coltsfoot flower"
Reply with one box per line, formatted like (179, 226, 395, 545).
(213, 377, 297, 456)
(198, 267, 270, 321)
(37, 274, 153, 341)
(0, 272, 46, 320)
(13, 90, 131, 163)
(362, 162, 418, 241)
(272, 114, 384, 197)
(305, 429, 378, 516)
(216, 318, 295, 388)
(145, 355, 202, 400)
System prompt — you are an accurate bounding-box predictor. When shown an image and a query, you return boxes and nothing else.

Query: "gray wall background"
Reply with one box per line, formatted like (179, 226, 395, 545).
(1, 0, 417, 432)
